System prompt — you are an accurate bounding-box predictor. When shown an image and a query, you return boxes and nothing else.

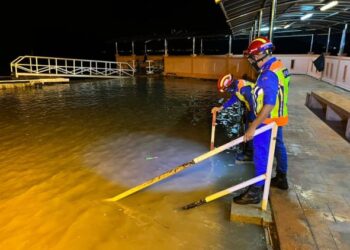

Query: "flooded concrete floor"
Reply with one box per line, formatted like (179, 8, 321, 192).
(0, 77, 266, 249)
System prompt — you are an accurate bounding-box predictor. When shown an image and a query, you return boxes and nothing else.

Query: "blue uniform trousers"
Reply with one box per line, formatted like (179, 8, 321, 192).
(253, 125, 288, 187)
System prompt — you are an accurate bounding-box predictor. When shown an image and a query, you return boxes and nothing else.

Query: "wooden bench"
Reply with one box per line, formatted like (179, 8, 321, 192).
(306, 91, 350, 141)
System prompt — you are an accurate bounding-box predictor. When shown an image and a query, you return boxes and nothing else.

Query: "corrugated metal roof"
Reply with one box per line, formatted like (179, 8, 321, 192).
(219, 0, 349, 36)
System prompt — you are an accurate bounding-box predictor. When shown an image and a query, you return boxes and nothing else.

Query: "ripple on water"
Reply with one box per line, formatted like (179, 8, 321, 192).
(84, 133, 234, 192)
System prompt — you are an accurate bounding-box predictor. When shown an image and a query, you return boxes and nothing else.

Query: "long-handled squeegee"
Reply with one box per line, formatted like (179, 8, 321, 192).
(104, 123, 274, 202)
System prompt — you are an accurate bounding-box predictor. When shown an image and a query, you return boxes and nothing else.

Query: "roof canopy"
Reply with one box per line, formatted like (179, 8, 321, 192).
(219, 0, 350, 36)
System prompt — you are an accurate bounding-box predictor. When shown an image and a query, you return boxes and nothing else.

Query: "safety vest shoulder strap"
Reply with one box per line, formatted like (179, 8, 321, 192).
(268, 60, 284, 73)
(236, 80, 255, 92)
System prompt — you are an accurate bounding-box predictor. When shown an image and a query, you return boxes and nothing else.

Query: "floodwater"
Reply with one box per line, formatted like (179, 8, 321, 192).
(0, 77, 266, 250)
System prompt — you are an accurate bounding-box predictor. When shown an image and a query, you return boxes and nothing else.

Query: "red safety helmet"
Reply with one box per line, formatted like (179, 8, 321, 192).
(245, 37, 274, 56)
(217, 74, 233, 93)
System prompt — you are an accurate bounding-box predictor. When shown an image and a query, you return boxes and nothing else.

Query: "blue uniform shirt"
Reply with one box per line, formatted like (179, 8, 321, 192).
(256, 57, 279, 107)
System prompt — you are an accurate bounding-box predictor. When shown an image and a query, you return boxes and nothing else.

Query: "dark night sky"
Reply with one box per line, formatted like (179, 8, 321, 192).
(1, 1, 348, 75)
(0, 0, 228, 75)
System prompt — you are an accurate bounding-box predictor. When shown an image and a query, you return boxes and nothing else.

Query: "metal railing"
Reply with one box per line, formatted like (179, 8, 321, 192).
(10, 55, 135, 78)
(145, 60, 164, 74)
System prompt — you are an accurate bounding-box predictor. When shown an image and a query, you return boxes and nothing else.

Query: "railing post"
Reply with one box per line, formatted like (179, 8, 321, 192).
(261, 123, 278, 211)
(90, 60, 92, 75)
(192, 37, 196, 56)
(30, 57, 33, 72)
(73, 60, 76, 75)
(55, 58, 58, 75)
(164, 39, 168, 56)
(65, 60, 68, 74)
(35, 57, 38, 74)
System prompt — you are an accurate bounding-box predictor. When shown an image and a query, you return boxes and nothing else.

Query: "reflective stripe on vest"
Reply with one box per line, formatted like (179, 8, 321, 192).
(254, 60, 290, 126)
(235, 80, 255, 111)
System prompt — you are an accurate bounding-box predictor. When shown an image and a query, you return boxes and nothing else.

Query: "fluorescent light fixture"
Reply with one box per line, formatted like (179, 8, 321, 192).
(284, 23, 293, 29)
(320, 1, 338, 11)
(301, 13, 313, 20)
(260, 27, 279, 32)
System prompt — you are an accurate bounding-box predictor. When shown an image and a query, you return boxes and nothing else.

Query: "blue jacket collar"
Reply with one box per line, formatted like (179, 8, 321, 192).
(261, 57, 277, 71)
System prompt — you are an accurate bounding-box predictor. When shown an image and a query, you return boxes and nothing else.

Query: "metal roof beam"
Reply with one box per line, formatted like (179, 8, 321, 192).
(226, 0, 303, 23)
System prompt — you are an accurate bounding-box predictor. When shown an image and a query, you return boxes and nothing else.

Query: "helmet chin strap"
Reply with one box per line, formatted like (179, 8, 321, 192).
(249, 53, 270, 72)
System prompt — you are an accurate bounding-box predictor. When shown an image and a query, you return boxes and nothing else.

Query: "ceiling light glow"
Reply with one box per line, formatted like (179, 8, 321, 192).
(301, 13, 313, 20)
(320, 1, 338, 11)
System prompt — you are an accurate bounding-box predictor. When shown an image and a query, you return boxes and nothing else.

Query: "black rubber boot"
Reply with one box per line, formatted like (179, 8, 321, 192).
(271, 172, 289, 190)
(233, 185, 262, 205)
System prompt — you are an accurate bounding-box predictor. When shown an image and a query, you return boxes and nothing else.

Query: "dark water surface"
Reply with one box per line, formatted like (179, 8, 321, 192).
(0, 77, 265, 249)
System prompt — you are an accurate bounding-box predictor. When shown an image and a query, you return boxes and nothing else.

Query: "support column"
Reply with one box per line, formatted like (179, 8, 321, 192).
(338, 23, 348, 56)
(326, 27, 331, 54)
(258, 10, 263, 37)
(249, 27, 254, 44)
(269, 0, 277, 42)
(254, 19, 258, 39)
(228, 35, 232, 55)
(309, 34, 314, 53)
(131, 41, 135, 55)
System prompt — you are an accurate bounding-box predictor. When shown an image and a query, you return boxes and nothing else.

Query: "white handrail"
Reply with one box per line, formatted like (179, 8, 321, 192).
(182, 122, 278, 211)
(10, 55, 135, 78)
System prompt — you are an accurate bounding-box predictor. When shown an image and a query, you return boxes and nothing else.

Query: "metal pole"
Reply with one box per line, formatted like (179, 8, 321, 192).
(254, 19, 258, 39)
(115, 42, 118, 55)
(192, 37, 196, 56)
(326, 27, 331, 54)
(229, 35, 232, 54)
(269, 0, 277, 42)
(338, 23, 348, 56)
(258, 10, 263, 37)
(200, 38, 203, 55)
(309, 34, 314, 53)
(131, 41, 135, 55)
(164, 38, 168, 56)
(249, 27, 254, 43)
(144, 42, 147, 55)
